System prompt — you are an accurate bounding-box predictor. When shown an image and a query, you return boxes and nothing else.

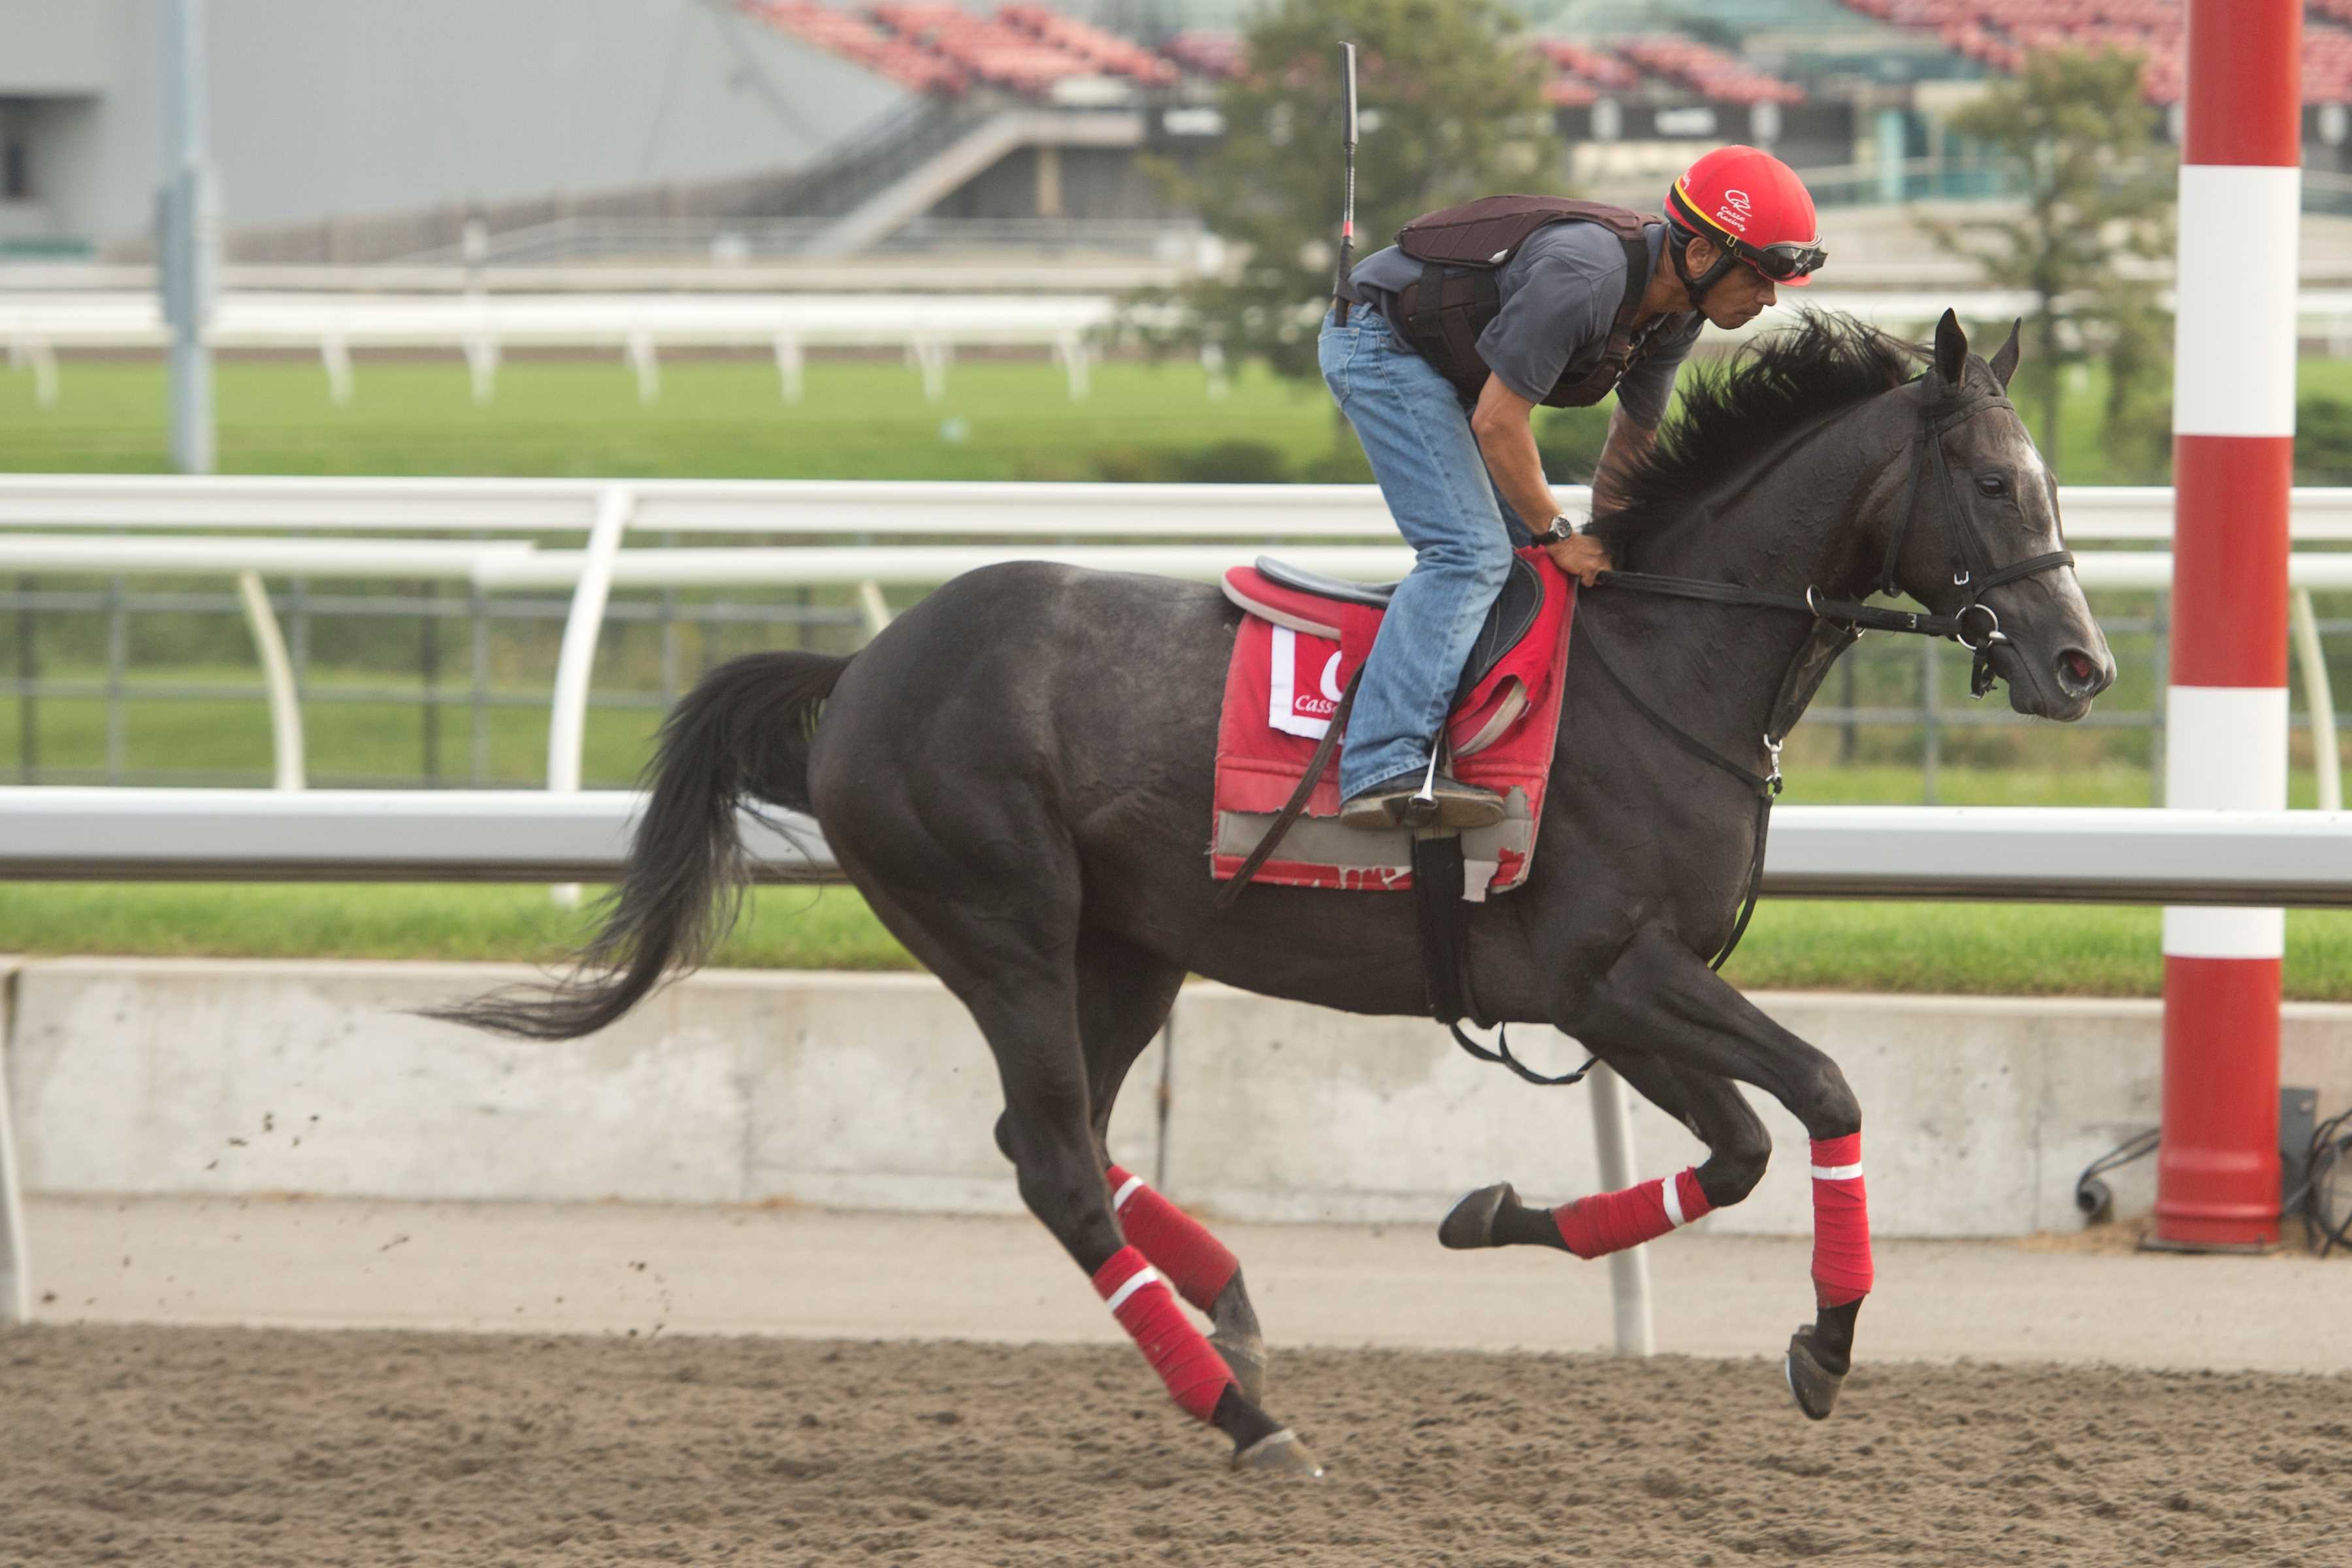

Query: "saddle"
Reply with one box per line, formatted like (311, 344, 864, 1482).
(1208, 546, 1576, 900)
(1220, 553, 1549, 757)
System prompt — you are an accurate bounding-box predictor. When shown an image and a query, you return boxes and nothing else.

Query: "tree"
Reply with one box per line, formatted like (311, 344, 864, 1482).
(1144, 0, 1562, 385)
(1922, 49, 2175, 476)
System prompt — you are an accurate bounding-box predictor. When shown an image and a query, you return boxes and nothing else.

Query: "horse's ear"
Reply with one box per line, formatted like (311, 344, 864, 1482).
(1987, 318, 2021, 390)
(1933, 309, 1968, 389)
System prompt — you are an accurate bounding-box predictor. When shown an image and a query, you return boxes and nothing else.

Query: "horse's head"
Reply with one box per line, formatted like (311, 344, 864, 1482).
(1886, 310, 2116, 721)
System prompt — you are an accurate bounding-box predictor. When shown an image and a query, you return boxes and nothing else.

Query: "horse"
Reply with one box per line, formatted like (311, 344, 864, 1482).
(434, 310, 2116, 1476)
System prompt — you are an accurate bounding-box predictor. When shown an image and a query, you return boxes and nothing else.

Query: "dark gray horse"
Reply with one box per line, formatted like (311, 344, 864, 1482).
(438, 311, 2114, 1475)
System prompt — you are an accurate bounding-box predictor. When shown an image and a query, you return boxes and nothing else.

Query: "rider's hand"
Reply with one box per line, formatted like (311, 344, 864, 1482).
(1544, 534, 1612, 587)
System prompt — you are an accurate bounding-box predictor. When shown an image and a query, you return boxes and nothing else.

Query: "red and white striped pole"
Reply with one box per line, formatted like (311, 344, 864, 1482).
(2157, 0, 2300, 1249)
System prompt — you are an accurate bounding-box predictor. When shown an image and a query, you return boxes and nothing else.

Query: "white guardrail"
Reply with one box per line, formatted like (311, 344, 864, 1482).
(1, 789, 2349, 905)
(0, 293, 1132, 404)
(14, 288, 2352, 407)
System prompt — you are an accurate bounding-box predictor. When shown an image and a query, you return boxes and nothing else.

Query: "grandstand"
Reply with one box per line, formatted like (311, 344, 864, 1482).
(1838, 1, 2352, 106)
(757, 4, 1815, 108)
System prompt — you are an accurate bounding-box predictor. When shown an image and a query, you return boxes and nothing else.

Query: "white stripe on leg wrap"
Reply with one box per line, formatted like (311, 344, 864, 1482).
(1810, 1162, 1864, 1181)
(1111, 1175, 1147, 1211)
(1104, 1265, 1163, 1313)
(1661, 1175, 1685, 1228)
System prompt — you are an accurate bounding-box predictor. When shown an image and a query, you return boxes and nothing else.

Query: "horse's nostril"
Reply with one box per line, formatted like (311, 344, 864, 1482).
(2057, 648, 2103, 693)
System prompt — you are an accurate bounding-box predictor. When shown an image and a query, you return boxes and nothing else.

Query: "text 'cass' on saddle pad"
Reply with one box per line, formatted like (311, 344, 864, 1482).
(1209, 549, 1576, 899)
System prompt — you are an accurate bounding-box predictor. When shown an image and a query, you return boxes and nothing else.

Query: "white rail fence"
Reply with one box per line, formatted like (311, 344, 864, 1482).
(1, 476, 2347, 808)
(0, 293, 1144, 406)
(16, 288, 2352, 407)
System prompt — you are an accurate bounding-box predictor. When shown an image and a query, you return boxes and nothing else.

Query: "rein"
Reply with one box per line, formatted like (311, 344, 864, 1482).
(1582, 378, 2078, 972)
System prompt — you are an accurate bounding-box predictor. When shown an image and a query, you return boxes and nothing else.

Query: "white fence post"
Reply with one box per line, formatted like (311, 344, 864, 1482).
(319, 333, 353, 406)
(2293, 588, 2342, 811)
(774, 335, 804, 404)
(236, 570, 306, 791)
(463, 336, 499, 404)
(0, 964, 30, 1324)
(626, 333, 661, 404)
(546, 485, 636, 906)
(1585, 1061, 1656, 1358)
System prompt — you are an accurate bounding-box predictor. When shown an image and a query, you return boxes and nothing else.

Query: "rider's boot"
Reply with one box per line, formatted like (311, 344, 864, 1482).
(1339, 769, 1505, 830)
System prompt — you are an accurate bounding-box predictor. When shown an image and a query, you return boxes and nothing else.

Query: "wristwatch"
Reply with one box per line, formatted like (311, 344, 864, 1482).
(1536, 513, 1580, 544)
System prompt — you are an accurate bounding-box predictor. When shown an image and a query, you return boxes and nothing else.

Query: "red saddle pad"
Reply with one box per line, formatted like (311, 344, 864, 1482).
(1209, 547, 1576, 898)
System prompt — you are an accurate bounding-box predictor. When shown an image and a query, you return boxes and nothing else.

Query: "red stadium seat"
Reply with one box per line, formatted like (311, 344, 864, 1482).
(1833, 0, 2349, 106)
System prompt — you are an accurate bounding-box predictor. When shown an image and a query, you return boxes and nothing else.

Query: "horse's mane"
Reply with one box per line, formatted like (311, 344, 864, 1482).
(1588, 312, 1921, 560)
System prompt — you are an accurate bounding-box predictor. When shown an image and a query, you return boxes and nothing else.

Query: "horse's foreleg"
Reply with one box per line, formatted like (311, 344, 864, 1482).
(1570, 923, 1873, 1420)
(1439, 1056, 1771, 1258)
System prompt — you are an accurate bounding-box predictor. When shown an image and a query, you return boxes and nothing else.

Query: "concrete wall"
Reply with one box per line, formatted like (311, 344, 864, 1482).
(26, 0, 907, 245)
(7, 956, 2349, 1237)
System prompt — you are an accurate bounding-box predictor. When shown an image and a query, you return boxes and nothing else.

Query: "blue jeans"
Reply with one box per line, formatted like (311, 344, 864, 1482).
(1318, 302, 1527, 798)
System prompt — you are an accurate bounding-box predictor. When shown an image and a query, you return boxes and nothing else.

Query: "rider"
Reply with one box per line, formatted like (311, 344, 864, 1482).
(1321, 145, 1825, 829)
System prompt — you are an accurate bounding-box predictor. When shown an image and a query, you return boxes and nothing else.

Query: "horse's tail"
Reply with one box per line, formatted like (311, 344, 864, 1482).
(427, 649, 849, 1040)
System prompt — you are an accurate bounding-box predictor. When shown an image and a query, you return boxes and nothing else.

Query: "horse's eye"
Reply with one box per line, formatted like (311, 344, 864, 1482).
(1976, 474, 2009, 498)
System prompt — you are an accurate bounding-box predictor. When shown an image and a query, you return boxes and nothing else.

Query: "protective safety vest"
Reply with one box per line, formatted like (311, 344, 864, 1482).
(1383, 195, 1663, 409)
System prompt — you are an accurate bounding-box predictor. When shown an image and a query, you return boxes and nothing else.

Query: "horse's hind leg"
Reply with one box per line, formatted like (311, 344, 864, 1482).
(839, 849, 1318, 1473)
(1074, 929, 1269, 1405)
(1441, 1053, 1772, 1260)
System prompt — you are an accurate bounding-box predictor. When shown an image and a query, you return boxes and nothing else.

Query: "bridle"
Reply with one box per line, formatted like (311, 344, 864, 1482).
(1580, 376, 2078, 962)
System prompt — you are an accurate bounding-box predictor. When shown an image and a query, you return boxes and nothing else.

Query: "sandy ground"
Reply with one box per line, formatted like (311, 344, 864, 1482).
(5, 1198, 2350, 1567)
(6, 1328, 2349, 1567)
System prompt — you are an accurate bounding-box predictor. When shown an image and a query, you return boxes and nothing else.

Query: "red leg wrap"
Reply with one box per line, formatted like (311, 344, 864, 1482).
(1809, 1133, 1874, 1307)
(1092, 1246, 1235, 1422)
(1550, 1168, 1715, 1260)
(1105, 1164, 1239, 1313)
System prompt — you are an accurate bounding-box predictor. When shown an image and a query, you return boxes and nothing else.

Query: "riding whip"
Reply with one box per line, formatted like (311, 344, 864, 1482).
(1331, 40, 1359, 324)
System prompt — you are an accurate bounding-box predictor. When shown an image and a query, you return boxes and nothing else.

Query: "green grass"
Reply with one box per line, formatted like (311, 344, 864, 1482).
(4, 663, 668, 787)
(0, 356, 1348, 480)
(1, 881, 2345, 1000)
(19, 347, 2342, 483)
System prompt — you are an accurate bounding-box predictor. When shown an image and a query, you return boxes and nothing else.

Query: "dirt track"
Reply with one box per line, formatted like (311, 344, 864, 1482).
(5, 1325, 2347, 1567)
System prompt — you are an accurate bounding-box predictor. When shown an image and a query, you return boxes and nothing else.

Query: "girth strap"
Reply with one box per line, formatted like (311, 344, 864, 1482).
(1413, 836, 1597, 1087)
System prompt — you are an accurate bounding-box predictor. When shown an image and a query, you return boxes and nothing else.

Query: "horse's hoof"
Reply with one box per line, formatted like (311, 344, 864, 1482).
(1210, 1330, 1268, 1405)
(1231, 1428, 1324, 1478)
(1439, 1182, 1515, 1249)
(1783, 1326, 1846, 1421)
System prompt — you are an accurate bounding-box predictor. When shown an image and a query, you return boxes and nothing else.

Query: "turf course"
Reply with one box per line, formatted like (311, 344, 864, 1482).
(0, 348, 2281, 483)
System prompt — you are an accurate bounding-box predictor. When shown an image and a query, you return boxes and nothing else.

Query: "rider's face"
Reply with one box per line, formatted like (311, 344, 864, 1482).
(1685, 236, 1778, 329)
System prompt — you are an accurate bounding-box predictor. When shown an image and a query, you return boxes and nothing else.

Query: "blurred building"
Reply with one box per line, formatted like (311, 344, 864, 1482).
(0, 0, 906, 262)
(6, 0, 2351, 274)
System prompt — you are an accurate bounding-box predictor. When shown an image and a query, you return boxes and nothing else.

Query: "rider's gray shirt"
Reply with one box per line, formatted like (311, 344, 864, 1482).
(1350, 220, 1703, 429)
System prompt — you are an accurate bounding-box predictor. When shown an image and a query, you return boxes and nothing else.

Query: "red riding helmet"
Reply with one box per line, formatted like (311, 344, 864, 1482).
(1665, 145, 1824, 301)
